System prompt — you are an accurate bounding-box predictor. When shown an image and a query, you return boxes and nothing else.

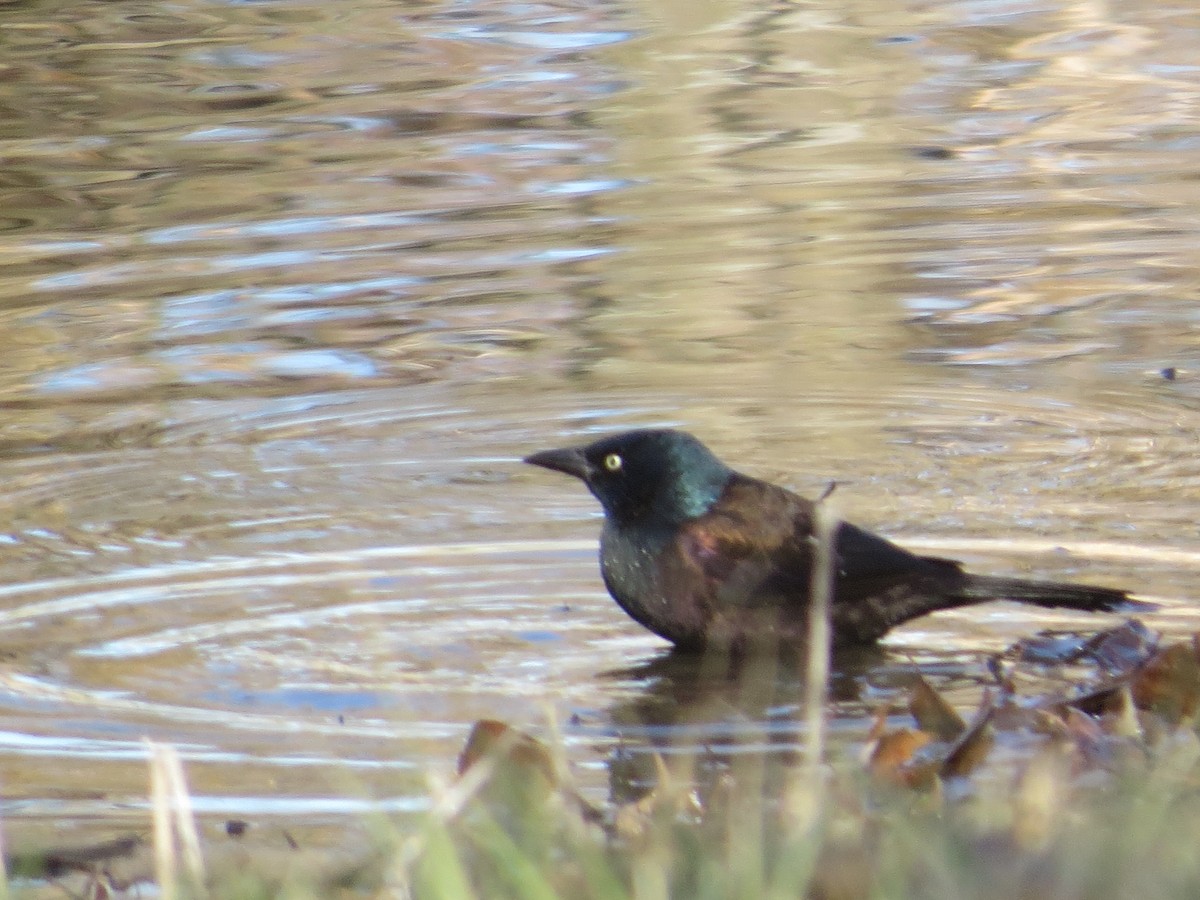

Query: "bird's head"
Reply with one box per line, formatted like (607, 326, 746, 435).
(525, 429, 733, 526)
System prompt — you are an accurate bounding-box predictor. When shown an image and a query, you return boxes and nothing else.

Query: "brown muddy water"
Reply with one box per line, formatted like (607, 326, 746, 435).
(2, 0, 1200, 863)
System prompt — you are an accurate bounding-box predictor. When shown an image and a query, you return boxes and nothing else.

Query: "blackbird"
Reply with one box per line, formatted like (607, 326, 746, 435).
(525, 429, 1134, 650)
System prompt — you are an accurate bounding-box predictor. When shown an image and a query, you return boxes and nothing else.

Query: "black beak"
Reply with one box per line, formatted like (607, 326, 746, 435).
(524, 446, 591, 481)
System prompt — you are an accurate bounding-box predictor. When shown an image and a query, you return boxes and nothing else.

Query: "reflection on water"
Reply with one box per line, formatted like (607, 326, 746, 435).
(0, 0, 1199, 852)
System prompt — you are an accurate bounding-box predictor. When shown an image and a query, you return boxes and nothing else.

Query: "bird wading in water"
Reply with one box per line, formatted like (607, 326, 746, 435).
(525, 429, 1135, 651)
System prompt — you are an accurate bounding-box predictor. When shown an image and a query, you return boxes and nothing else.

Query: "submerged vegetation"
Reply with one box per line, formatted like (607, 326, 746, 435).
(13, 621, 1200, 899)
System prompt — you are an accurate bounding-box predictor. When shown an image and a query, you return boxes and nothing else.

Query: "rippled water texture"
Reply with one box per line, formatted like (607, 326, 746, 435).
(2, 0, 1200, 853)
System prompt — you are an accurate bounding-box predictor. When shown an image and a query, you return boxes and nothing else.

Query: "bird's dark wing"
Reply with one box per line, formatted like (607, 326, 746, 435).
(831, 520, 964, 595)
(655, 472, 1134, 649)
(665, 475, 816, 607)
(665, 475, 969, 643)
(671, 476, 949, 600)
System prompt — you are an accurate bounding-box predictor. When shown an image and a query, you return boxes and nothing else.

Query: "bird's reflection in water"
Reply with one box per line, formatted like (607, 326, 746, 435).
(599, 644, 978, 806)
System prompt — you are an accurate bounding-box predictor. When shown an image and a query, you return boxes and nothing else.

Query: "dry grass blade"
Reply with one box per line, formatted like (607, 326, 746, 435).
(785, 497, 840, 833)
(804, 496, 839, 775)
(148, 743, 176, 900)
(146, 739, 205, 899)
(1101, 684, 1142, 739)
(0, 806, 8, 900)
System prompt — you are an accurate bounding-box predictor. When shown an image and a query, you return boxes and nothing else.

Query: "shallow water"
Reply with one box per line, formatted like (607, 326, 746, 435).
(2, 0, 1200, 856)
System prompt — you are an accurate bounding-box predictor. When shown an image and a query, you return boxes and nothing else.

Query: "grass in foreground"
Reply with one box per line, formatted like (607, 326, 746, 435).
(11, 621, 1200, 900)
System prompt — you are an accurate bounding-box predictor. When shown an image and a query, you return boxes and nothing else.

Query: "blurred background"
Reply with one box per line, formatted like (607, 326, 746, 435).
(1, 0, 1199, 854)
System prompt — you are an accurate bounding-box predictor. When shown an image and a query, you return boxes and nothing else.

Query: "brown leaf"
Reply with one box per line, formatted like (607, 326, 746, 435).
(457, 720, 604, 827)
(940, 691, 995, 779)
(868, 729, 934, 787)
(457, 719, 556, 784)
(1131, 640, 1200, 725)
(1066, 683, 1122, 718)
(908, 673, 966, 741)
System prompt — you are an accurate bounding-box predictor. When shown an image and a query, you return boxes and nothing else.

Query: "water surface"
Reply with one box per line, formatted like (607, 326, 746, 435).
(1, 0, 1200, 857)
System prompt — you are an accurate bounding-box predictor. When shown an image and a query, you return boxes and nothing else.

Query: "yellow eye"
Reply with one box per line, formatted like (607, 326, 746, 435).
(603, 453, 623, 472)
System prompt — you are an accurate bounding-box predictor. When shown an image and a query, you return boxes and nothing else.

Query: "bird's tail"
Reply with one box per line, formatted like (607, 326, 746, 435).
(958, 574, 1141, 613)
